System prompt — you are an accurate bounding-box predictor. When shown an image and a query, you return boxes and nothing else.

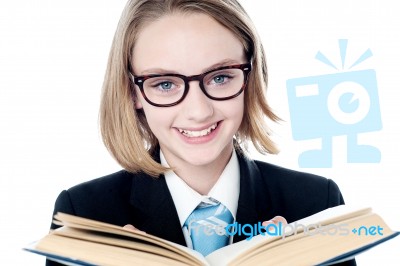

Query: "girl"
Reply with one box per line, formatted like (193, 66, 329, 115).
(48, 0, 355, 265)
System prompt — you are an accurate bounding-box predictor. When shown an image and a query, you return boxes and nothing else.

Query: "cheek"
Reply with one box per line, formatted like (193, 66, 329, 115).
(144, 110, 163, 128)
(232, 97, 245, 129)
(134, 90, 163, 128)
(141, 105, 176, 133)
(224, 95, 245, 121)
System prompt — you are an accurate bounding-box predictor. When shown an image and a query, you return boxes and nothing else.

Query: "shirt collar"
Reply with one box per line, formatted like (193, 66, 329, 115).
(162, 150, 240, 227)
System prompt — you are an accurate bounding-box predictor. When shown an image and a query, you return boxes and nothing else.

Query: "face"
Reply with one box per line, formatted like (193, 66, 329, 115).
(132, 12, 246, 170)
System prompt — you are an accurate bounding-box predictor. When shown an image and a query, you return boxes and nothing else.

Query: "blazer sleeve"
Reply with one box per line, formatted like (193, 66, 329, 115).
(49, 190, 76, 230)
(327, 179, 345, 206)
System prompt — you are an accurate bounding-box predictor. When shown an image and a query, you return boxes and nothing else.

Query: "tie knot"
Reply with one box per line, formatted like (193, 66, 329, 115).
(197, 197, 219, 208)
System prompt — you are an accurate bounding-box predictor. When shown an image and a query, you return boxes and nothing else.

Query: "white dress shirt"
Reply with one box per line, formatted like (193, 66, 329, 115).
(161, 149, 240, 245)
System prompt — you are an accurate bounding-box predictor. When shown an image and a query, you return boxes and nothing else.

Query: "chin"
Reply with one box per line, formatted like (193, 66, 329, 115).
(185, 157, 216, 167)
(183, 146, 230, 166)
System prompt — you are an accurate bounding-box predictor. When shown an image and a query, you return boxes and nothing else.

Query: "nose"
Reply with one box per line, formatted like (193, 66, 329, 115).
(182, 80, 214, 121)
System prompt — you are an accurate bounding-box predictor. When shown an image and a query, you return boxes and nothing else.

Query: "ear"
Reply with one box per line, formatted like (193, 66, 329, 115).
(134, 96, 143, 109)
(131, 85, 143, 109)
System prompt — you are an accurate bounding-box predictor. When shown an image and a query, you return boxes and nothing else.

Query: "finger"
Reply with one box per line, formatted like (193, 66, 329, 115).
(271, 216, 287, 225)
(123, 224, 137, 230)
(262, 216, 288, 227)
(123, 224, 146, 234)
(262, 220, 274, 227)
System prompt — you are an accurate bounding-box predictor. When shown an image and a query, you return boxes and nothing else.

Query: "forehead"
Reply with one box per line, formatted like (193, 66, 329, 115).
(132, 12, 246, 75)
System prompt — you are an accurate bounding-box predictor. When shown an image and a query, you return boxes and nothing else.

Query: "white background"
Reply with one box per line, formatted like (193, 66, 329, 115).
(0, 1, 399, 265)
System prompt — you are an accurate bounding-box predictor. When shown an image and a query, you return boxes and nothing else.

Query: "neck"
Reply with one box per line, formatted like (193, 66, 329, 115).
(162, 145, 233, 195)
(178, 157, 230, 195)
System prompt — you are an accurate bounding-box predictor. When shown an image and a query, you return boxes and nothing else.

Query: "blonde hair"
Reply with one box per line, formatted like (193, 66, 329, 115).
(100, 0, 279, 177)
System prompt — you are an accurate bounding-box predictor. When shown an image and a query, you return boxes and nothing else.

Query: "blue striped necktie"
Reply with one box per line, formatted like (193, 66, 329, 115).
(183, 199, 233, 256)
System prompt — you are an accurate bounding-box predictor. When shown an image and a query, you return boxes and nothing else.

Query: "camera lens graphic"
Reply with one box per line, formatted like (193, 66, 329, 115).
(327, 81, 371, 125)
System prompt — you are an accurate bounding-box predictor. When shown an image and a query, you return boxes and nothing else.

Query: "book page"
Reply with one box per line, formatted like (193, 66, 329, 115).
(54, 227, 200, 265)
(53, 213, 209, 266)
(238, 213, 397, 266)
(31, 234, 193, 266)
(205, 205, 371, 265)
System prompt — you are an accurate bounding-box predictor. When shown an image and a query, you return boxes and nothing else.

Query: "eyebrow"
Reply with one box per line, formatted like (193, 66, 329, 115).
(139, 59, 243, 75)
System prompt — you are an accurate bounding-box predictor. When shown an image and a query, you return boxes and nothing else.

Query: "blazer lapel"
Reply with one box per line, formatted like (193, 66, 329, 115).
(233, 152, 273, 243)
(129, 171, 187, 246)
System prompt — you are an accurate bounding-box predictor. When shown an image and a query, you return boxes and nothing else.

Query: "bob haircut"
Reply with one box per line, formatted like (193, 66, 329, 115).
(100, 0, 279, 177)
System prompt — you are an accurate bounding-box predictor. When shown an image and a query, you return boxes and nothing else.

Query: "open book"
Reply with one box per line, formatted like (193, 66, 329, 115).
(24, 205, 399, 266)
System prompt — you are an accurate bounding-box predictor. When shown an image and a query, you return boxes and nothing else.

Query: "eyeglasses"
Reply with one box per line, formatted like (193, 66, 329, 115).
(130, 63, 252, 107)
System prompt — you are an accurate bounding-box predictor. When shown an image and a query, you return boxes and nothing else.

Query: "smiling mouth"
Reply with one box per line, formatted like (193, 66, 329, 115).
(177, 123, 218, 138)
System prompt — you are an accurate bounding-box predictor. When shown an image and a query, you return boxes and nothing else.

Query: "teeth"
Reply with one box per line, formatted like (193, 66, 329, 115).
(178, 123, 217, 138)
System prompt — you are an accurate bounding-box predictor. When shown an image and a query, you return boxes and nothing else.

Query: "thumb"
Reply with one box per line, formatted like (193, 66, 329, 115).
(123, 224, 146, 234)
(262, 216, 287, 226)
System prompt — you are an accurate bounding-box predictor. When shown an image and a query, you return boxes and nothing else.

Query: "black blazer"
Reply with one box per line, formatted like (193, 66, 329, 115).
(47, 151, 356, 265)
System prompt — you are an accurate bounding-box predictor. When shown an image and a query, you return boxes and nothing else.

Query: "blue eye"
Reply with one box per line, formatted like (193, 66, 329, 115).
(160, 82, 173, 90)
(213, 75, 227, 84)
(146, 76, 184, 95)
